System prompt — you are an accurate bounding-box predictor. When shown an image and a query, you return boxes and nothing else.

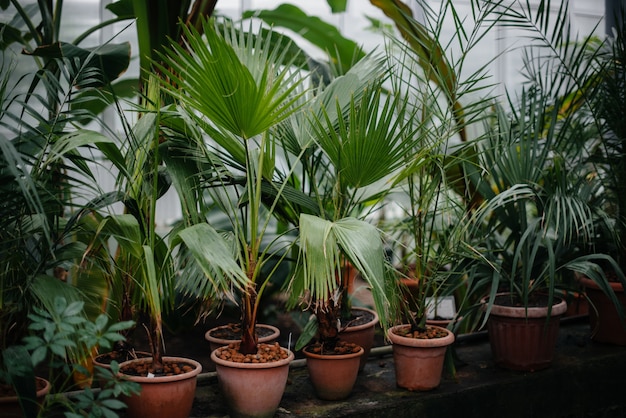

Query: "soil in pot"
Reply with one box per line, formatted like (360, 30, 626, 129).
(303, 341, 364, 401)
(388, 324, 455, 391)
(119, 358, 198, 377)
(213, 341, 290, 363)
(94, 348, 151, 366)
(211, 342, 294, 418)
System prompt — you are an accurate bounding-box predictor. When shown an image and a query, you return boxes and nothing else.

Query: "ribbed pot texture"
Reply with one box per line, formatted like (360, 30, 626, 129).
(483, 293, 567, 371)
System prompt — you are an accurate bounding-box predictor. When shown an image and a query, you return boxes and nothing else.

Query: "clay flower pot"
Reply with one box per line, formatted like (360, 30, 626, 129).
(303, 342, 364, 400)
(579, 275, 626, 345)
(388, 324, 455, 391)
(119, 356, 202, 418)
(205, 323, 280, 352)
(340, 307, 378, 371)
(482, 293, 567, 371)
(0, 376, 50, 418)
(211, 343, 293, 418)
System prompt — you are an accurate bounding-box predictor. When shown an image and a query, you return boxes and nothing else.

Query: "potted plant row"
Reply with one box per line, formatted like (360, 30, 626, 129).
(7, 0, 626, 416)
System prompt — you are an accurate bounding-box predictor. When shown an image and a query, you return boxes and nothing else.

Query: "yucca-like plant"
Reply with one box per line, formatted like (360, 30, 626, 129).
(464, 89, 626, 325)
(460, 0, 626, 323)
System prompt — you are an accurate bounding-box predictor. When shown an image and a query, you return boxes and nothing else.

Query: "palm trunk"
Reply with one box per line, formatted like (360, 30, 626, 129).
(315, 300, 341, 350)
(239, 284, 258, 355)
(148, 319, 163, 372)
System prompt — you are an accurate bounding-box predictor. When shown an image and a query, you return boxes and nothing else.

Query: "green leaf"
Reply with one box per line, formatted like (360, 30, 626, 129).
(107, 320, 135, 333)
(63, 300, 85, 317)
(97, 214, 144, 258)
(297, 214, 390, 331)
(94, 313, 109, 330)
(295, 315, 318, 351)
(0, 23, 24, 49)
(106, 0, 134, 18)
(30, 346, 47, 366)
(100, 399, 128, 409)
(160, 19, 308, 139)
(327, 0, 348, 13)
(176, 223, 250, 297)
(70, 78, 139, 123)
(25, 41, 131, 87)
(243, 4, 364, 71)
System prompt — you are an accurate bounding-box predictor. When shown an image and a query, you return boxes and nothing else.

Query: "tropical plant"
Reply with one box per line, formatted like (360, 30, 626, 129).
(462, 88, 624, 324)
(1, 297, 139, 418)
(373, 0, 502, 334)
(0, 24, 129, 351)
(459, 0, 626, 323)
(155, 18, 310, 355)
(589, 6, 626, 275)
(285, 68, 415, 351)
(0, 0, 132, 119)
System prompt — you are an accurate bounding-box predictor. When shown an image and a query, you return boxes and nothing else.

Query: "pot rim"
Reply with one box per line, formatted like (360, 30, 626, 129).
(480, 292, 567, 318)
(578, 275, 625, 292)
(387, 324, 455, 348)
(302, 345, 364, 360)
(93, 350, 151, 365)
(0, 376, 51, 403)
(118, 356, 202, 383)
(342, 307, 378, 333)
(204, 323, 280, 345)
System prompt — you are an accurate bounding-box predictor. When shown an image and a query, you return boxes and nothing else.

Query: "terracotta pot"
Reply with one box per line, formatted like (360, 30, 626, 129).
(0, 376, 51, 418)
(482, 293, 567, 371)
(211, 346, 293, 418)
(388, 324, 455, 391)
(562, 290, 590, 318)
(205, 324, 280, 353)
(303, 344, 364, 401)
(119, 356, 202, 418)
(579, 276, 626, 345)
(340, 307, 378, 371)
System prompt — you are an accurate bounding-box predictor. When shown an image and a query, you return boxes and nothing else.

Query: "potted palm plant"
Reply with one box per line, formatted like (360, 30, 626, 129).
(79, 90, 205, 417)
(462, 87, 619, 371)
(290, 79, 410, 400)
(370, 0, 502, 391)
(154, 18, 310, 418)
(282, 51, 422, 398)
(471, 0, 626, 355)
